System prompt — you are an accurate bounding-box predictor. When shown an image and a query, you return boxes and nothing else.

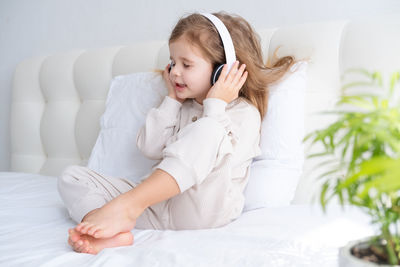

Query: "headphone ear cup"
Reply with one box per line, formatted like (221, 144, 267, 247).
(211, 64, 224, 85)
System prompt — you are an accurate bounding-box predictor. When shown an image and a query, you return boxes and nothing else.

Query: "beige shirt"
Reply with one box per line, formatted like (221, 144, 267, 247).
(136, 96, 261, 229)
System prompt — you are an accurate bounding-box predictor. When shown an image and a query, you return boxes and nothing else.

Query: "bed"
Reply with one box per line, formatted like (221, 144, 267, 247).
(0, 172, 373, 267)
(2, 16, 400, 266)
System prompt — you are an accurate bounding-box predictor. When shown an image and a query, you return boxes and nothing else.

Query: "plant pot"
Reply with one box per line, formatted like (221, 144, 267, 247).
(339, 237, 400, 267)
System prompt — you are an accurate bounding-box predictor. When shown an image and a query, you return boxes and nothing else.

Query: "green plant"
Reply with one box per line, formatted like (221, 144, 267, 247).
(304, 69, 400, 265)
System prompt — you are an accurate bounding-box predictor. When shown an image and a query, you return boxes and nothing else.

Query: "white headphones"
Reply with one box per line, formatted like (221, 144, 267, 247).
(200, 13, 237, 85)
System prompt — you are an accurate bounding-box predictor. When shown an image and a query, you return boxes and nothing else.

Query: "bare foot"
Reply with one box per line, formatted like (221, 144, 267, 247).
(74, 194, 138, 239)
(68, 228, 133, 254)
(83, 208, 99, 220)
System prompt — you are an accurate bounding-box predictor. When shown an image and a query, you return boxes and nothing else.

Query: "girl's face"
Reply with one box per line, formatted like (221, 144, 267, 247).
(169, 37, 213, 105)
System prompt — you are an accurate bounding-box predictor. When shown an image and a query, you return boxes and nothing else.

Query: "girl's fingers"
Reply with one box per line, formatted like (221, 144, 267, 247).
(225, 61, 239, 83)
(163, 65, 169, 79)
(163, 64, 175, 92)
(163, 64, 169, 73)
(237, 71, 248, 90)
(231, 63, 246, 86)
(218, 63, 229, 82)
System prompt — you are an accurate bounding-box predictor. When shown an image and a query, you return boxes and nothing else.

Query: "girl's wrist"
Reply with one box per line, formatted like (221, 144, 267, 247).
(203, 97, 228, 117)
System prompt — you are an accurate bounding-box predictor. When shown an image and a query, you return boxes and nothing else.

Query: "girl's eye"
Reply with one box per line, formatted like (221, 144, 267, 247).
(183, 64, 190, 68)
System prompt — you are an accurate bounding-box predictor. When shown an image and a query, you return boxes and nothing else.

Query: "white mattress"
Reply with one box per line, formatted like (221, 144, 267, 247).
(0, 172, 374, 267)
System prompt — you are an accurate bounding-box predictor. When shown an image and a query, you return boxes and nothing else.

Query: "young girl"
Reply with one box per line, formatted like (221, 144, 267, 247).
(58, 11, 295, 254)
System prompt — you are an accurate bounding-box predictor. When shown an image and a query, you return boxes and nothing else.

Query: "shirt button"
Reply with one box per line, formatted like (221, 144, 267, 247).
(192, 116, 198, 122)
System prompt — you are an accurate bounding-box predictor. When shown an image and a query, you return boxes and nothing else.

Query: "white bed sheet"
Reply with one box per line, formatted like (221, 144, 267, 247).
(0, 172, 374, 267)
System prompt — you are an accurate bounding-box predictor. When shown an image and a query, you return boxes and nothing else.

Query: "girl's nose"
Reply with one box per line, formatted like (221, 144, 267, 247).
(170, 65, 180, 76)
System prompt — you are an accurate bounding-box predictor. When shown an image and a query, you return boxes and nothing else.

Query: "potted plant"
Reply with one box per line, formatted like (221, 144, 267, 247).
(304, 69, 400, 266)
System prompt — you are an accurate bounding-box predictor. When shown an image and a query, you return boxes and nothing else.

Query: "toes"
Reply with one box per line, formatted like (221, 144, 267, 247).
(68, 236, 74, 247)
(87, 225, 99, 236)
(76, 222, 90, 233)
(74, 246, 81, 253)
(86, 244, 95, 255)
(74, 239, 84, 253)
(77, 239, 84, 247)
(77, 223, 87, 234)
(82, 240, 90, 253)
(76, 238, 94, 254)
(75, 222, 85, 232)
(69, 229, 81, 242)
(80, 223, 93, 234)
(93, 229, 103, 238)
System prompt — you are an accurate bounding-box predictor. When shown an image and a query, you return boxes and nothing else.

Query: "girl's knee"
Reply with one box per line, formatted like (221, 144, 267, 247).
(57, 165, 94, 203)
(57, 165, 88, 189)
(61, 165, 91, 177)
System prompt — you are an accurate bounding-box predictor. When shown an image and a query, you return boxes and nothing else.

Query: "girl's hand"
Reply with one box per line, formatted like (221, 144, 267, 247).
(163, 64, 185, 104)
(206, 61, 248, 103)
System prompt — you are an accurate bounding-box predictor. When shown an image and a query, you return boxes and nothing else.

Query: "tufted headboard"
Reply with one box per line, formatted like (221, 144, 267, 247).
(11, 17, 400, 203)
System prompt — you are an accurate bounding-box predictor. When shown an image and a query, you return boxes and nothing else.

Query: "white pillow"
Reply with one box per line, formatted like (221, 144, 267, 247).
(243, 61, 307, 211)
(87, 72, 166, 182)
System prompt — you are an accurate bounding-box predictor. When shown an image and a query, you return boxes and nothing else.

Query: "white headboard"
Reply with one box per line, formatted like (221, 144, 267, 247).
(11, 16, 400, 203)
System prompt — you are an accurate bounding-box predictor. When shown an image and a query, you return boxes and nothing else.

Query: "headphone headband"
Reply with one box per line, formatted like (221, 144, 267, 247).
(200, 13, 237, 73)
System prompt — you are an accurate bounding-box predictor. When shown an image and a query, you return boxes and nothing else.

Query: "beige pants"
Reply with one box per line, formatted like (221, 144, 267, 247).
(57, 164, 242, 230)
(57, 165, 170, 229)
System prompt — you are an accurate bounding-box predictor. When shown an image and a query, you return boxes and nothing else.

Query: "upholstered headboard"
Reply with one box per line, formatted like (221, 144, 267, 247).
(11, 17, 400, 203)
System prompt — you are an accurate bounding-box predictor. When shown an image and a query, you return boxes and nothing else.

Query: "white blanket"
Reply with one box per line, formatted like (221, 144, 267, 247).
(0, 172, 373, 267)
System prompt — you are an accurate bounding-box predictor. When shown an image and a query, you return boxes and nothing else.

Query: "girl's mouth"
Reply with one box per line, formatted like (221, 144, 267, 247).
(175, 82, 186, 92)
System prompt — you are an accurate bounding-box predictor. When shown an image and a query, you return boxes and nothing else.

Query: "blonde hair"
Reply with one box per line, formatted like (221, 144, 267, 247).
(169, 12, 295, 120)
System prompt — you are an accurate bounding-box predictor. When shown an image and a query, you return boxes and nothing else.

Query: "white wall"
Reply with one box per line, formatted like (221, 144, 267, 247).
(1, 0, 400, 171)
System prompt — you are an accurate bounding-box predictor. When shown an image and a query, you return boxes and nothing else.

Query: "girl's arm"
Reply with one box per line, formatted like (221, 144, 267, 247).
(136, 95, 182, 160)
(126, 168, 181, 217)
(156, 97, 261, 193)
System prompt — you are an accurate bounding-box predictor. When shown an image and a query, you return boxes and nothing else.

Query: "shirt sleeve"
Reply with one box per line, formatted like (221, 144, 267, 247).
(203, 97, 262, 167)
(156, 97, 261, 193)
(136, 96, 182, 160)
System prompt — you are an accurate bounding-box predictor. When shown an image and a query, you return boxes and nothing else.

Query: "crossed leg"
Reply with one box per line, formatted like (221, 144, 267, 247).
(58, 166, 141, 254)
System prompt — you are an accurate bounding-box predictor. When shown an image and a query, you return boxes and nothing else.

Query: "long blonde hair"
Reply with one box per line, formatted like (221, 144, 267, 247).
(169, 12, 295, 120)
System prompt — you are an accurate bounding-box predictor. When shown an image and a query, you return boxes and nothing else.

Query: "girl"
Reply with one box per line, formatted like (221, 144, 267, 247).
(58, 11, 295, 254)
